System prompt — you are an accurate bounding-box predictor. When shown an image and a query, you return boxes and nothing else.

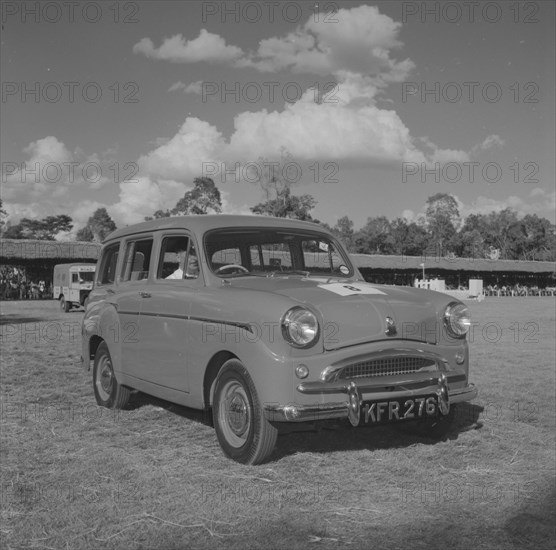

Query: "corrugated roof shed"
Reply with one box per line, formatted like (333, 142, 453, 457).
(351, 254, 555, 273)
(0, 239, 101, 261)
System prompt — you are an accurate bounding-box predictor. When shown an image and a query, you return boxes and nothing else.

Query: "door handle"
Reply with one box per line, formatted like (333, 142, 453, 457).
(139, 291, 151, 298)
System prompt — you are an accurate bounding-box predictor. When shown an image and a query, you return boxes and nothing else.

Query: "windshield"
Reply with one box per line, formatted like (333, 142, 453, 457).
(78, 271, 95, 282)
(204, 229, 354, 278)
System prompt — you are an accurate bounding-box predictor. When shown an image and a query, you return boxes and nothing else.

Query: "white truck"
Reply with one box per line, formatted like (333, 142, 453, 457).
(53, 263, 96, 312)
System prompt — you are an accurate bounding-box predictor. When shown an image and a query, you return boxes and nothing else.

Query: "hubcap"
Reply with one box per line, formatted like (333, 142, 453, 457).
(219, 380, 251, 447)
(96, 356, 113, 400)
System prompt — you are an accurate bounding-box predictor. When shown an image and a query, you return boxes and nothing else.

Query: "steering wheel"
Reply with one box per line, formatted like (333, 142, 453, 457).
(214, 264, 249, 275)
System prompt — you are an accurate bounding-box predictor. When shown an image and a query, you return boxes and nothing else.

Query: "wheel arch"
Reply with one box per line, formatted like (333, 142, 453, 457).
(203, 350, 238, 409)
(88, 335, 104, 367)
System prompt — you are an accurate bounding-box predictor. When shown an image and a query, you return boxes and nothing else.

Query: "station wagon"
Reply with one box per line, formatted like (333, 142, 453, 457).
(81, 215, 477, 464)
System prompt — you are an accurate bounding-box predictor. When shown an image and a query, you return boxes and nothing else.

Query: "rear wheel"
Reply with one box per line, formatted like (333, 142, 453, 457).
(213, 359, 278, 465)
(93, 342, 130, 409)
(60, 296, 70, 312)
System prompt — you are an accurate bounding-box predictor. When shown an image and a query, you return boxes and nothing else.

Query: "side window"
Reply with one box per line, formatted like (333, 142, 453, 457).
(98, 244, 119, 286)
(72, 273, 79, 283)
(122, 239, 153, 282)
(157, 236, 189, 280)
(157, 236, 200, 280)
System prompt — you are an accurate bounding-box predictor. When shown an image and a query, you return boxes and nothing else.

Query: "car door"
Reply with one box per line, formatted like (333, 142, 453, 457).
(136, 232, 203, 394)
(116, 235, 155, 379)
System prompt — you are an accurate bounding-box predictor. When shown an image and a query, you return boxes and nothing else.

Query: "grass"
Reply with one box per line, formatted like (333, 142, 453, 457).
(1, 298, 555, 549)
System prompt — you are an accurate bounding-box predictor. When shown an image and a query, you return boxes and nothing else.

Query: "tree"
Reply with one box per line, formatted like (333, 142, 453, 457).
(424, 193, 461, 253)
(250, 151, 317, 221)
(513, 214, 555, 261)
(146, 177, 223, 220)
(76, 225, 95, 242)
(483, 208, 520, 260)
(454, 214, 489, 258)
(353, 216, 393, 254)
(5, 214, 73, 240)
(389, 218, 429, 256)
(0, 199, 6, 233)
(172, 177, 222, 216)
(77, 208, 117, 242)
(331, 216, 355, 251)
(251, 187, 317, 220)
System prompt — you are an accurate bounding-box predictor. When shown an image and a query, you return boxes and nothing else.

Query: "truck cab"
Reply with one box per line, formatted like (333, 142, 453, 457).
(53, 263, 96, 312)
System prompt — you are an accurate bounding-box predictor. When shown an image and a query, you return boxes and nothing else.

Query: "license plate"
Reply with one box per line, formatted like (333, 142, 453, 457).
(361, 395, 438, 424)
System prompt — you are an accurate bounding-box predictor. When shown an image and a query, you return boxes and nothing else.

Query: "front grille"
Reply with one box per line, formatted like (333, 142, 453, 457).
(338, 356, 437, 379)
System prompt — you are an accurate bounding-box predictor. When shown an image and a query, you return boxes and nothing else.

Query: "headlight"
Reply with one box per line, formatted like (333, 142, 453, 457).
(281, 307, 319, 348)
(444, 302, 471, 338)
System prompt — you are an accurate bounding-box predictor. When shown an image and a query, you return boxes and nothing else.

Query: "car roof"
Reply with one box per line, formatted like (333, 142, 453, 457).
(105, 215, 332, 242)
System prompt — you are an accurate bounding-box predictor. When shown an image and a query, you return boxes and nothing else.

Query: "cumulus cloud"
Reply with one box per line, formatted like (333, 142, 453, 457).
(138, 118, 225, 180)
(133, 30, 243, 64)
(2, 136, 115, 205)
(470, 134, 505, 155)
(110, 176, 188, 225)
(225, 88, 426, 163)
(239, 5, 414, 84)
(134, 6, 414, 86)
(168, 80, 203, 94)
(463, 188, 556, 220)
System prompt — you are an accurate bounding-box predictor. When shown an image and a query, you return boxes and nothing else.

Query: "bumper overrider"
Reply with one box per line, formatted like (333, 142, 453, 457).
(264, 373, 478, 425)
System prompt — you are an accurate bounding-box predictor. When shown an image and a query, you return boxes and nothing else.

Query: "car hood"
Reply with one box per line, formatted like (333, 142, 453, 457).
(226, 277, 442, 350)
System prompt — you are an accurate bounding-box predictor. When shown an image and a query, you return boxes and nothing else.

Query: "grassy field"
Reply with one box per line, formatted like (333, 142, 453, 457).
(1, 298, 555, 549)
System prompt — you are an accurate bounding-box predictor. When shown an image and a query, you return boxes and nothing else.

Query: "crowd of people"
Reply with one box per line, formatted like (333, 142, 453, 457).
(484, 283, 556, 296)
(0, 266, 51, 300)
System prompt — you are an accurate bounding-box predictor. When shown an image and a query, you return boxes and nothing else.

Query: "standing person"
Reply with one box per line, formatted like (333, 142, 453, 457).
(19, 280, 27, 300)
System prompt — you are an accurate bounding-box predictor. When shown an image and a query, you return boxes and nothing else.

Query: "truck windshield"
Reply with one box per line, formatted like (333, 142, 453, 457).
(79, 272, 95, 282)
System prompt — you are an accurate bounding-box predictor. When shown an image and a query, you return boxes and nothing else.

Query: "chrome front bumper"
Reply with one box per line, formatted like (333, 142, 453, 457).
(264, 375, 478, 424)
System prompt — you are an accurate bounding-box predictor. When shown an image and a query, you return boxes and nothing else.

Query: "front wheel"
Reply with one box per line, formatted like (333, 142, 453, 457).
(93, 342, 130, 409)
(60, 296, 70, 312)
(213, 359, 278, 465)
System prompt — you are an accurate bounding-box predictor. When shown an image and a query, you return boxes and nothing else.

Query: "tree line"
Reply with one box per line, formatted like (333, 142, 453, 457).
(1, 183, 554, 261)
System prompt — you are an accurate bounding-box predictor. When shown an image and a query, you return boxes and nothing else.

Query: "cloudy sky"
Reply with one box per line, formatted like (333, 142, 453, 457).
(1, 1, 555, 234)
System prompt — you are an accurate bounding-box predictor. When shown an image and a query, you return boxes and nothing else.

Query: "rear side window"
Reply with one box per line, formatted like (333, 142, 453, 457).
(98, 244, 120, 285)
(122, 239, 153, 282)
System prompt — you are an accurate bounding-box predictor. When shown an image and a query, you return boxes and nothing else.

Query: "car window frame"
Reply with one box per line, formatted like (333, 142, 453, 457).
(153, 230, 205, 287)
(119, 233, 155, 285)
(203, 227, 355, 278)
(96, 241, 121, 287)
